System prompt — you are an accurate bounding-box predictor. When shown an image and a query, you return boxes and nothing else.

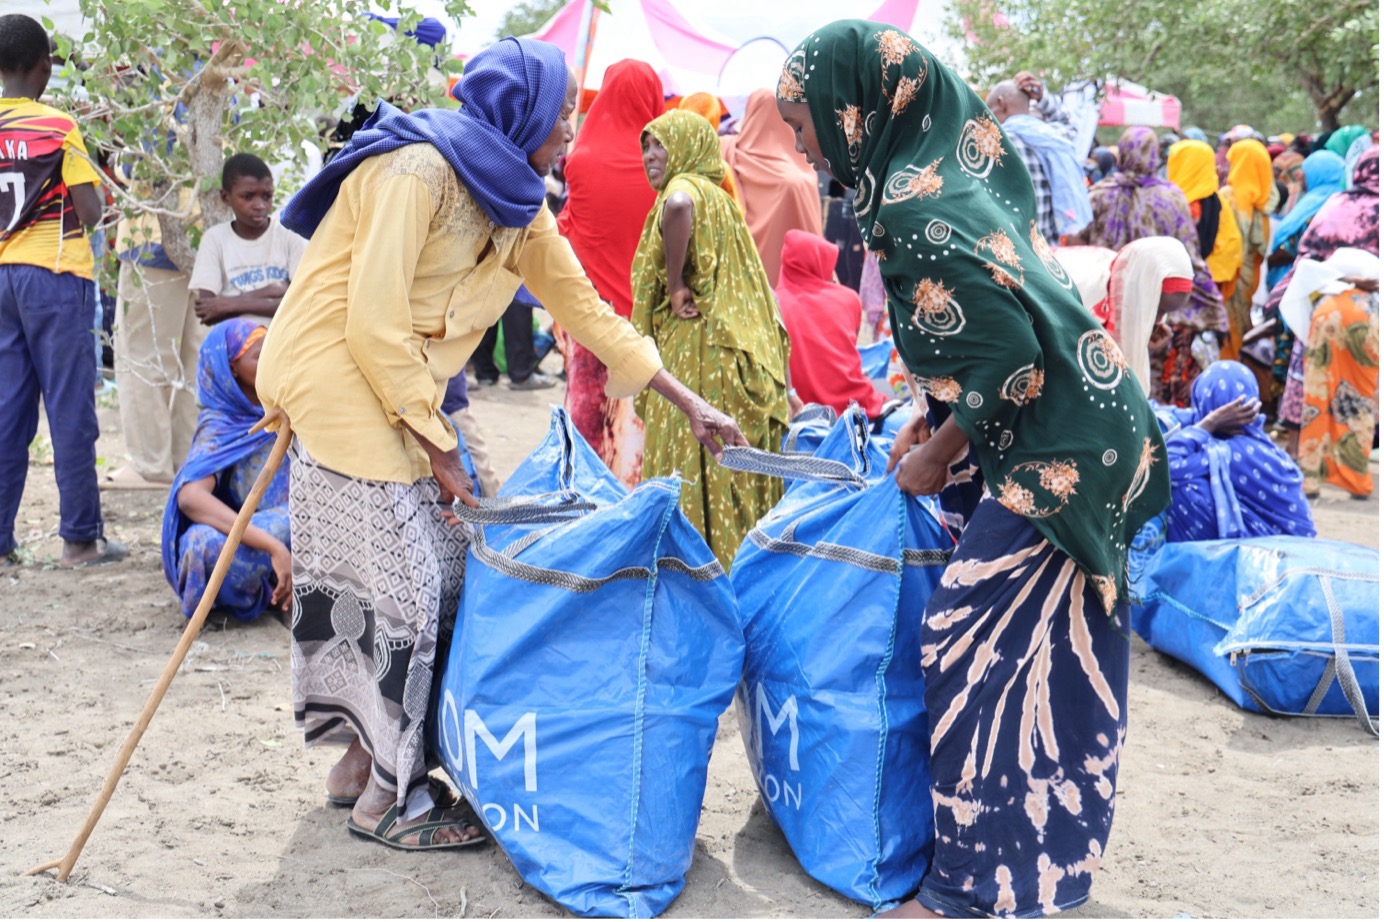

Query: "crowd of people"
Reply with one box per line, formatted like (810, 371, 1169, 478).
(1, 8, 1377, 919)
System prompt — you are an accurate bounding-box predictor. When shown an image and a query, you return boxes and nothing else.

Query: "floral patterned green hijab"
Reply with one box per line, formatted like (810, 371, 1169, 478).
(641, 109, 725, 191)
(630, 109, 788, 382)
(779, 20, 1171, 611)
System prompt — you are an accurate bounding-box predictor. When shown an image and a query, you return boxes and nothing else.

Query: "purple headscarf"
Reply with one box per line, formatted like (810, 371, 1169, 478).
(1083, 127, 1226, 333)
(1265, 146, 1380, 317)
(282, 37, 568, 234)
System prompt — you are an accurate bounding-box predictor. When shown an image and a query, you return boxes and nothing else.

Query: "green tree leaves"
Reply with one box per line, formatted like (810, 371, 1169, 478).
(951, 0, 1378, 133)
(51, 0, 473, 277)
(496, 0, 568, 41)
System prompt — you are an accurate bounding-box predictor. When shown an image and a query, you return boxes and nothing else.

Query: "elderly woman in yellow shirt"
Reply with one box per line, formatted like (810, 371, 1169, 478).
(258, 38, 745, 853)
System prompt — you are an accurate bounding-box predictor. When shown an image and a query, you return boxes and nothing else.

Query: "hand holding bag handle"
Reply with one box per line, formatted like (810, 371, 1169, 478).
(450, 407, 599, 525)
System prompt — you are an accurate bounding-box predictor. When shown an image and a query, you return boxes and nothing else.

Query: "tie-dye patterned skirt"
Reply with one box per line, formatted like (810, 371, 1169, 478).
(915, 498, 1129, 918)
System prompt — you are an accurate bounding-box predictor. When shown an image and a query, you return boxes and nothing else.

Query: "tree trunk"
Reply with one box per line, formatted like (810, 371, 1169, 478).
(1316, 92, 1347, 134)
(155, 43, 243, 274)
(155, 197, 198, 276)
(1301, 70, 1355, 133)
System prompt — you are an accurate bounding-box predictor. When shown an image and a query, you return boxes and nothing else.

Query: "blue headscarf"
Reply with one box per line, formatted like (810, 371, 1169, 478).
(282, 37, 568, 235)
(1086, 147, 1115, 184)
(1164, 361, 1315, 543)
(160, 318, 275, 588)
(1267, 150, 1346, 290)
(1182, 126, 1208, 143)
(1002, 114, 1095, 235)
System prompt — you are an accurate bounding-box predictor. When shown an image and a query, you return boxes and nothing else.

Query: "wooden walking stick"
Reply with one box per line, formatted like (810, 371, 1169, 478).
(24, 408, 293, 882)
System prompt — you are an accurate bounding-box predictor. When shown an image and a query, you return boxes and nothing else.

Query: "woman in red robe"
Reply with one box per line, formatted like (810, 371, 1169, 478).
(556, 60, 665, 484)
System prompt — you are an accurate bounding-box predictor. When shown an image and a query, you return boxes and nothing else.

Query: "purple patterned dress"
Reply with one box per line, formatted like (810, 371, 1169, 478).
(1080, 128, 1228, 405)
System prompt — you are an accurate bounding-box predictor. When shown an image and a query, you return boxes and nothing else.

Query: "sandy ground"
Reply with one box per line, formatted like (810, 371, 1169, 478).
(1, 372, 1378, 919)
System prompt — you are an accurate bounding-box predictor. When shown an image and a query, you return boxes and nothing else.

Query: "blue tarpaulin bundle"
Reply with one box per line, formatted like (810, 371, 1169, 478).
(720, 407, 955, 908)
(428, 408, 745, 917)
(1130, 526, 1379, 735)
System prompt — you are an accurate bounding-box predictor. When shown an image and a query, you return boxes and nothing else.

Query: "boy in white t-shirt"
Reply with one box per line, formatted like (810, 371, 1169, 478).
(190, 153, 307, 324)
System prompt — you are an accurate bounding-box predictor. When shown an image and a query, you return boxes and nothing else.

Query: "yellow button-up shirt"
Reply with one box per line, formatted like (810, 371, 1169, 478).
(257, 144, 662, 484)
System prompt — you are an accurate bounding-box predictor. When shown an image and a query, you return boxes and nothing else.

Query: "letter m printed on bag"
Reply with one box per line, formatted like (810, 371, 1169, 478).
(754, 683, 800, 771)
(464, 710, 538, 792)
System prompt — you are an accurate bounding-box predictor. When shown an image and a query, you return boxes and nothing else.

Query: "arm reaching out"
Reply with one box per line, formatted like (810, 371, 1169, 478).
(517, 206, 748, 457)
(646, 368, 748, 459)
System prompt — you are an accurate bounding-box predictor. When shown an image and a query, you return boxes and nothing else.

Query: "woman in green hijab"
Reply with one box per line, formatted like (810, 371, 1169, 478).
(630, 110, 792, 567)
(776, 21, 1170, 918)
(1325, 124, 1369, 159)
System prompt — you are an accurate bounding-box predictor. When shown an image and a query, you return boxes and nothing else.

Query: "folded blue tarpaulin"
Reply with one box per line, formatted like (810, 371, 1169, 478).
(1129, 525, 1379, 734)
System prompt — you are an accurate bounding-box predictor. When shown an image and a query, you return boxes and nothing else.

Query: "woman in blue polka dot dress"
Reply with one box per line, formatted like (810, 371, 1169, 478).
(1163, 360, 1316, 542)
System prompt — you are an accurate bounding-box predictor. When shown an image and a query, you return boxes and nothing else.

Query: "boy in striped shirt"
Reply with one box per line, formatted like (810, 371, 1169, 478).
(0, 13, 125, 567)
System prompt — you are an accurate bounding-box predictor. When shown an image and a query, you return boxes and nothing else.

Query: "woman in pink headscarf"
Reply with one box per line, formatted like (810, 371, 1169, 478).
(722, 89, 823, 287)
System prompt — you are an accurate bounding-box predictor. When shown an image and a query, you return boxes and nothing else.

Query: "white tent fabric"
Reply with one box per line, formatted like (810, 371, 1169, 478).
(0, 0, 87, 40)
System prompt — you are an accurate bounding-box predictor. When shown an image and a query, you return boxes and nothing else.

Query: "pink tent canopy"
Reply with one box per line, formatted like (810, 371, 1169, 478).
(519, 0, 953, 107)
(1099, 80, 1181, 131)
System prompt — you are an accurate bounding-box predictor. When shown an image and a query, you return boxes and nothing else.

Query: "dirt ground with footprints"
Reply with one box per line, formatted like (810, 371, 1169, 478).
(2, 375, 1377, 918)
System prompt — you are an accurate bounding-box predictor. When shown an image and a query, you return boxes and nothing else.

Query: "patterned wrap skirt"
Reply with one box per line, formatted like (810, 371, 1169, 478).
(287, 440, 469, 814)
(916, 499, 1130, 918)
(1299, 289, 1379, 497)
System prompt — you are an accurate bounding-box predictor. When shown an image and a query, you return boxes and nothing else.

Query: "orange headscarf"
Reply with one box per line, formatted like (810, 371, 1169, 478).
(678, 92, 742, 210)
(1226, 139, 1273, 215)
(233, 325, 267, 362)
(678, 92, 723, 125)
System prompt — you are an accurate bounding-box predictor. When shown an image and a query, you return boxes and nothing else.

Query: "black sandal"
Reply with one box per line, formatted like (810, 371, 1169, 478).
(346, 801, 487, 851)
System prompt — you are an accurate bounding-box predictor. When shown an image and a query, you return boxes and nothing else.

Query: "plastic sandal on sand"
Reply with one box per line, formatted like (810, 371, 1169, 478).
(346, 802, 487, 851)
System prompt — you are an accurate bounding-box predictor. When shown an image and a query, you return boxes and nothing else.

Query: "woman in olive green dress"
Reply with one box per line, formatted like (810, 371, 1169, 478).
(631, 110, 792, 566)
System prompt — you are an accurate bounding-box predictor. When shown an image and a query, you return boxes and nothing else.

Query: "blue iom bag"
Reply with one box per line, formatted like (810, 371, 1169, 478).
(719, 408, 955, 908)
(781, 404, 839, 456)
(1130, 529, 1379, 734)
(428, 408, 745, 917)
(858, 340, 893, 390)
(783, 401, 907, 458)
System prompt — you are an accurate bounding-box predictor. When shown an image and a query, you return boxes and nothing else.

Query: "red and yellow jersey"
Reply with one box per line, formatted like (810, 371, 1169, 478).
(0, 99, 102, 279)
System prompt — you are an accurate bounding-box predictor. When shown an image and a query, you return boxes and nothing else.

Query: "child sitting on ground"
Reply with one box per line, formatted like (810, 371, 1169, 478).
(189, 153, 306, 325)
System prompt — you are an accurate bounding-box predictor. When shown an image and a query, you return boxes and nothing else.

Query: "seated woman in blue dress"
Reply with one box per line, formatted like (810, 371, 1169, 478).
(161, 318, 290, 620)
(1163, 360, 1316, 542)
